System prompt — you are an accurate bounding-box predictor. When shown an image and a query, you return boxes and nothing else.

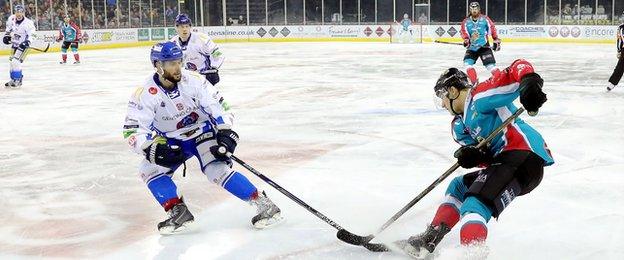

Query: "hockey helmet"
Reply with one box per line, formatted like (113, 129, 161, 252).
(150, 42, 183, 66)
(469, 2, 481, 10)
(14, 4, 25, 13)
(175, 13, 192, 26)
(434, 68, 471, 98)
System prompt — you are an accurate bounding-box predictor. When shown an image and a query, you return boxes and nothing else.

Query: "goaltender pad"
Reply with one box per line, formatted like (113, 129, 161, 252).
(390, 23, 424, 44)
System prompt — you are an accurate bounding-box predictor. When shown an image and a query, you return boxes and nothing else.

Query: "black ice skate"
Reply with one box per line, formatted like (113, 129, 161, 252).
(73, 61, 80, 65)
(157, 200, 195, 235)
(250, 191, 283, 229)
(59, 60, 66, 64)
(5, 78, 21, 88)
(396, 223, 451, 259)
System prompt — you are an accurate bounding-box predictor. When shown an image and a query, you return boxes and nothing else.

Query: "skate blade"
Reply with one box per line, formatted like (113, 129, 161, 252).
(395, 240, 431, 259)
(158, 220, 196, 235)
(252, 212, 284, 230)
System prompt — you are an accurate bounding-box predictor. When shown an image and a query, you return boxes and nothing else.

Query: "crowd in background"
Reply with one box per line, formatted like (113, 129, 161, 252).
(0, 0, 623, 31)
(0, 0, 179, 30)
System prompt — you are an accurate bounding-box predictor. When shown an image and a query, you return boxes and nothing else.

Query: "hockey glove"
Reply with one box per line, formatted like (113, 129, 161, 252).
(454, 146, 490, 169)
(143, 137, 187, 168)
(519, 73, 546, 116)
(18, 40, 30, 51)
(206, 71, 220, 85)
(463, 38, 470, 48)
(2, 34, 11, 45)
(210, 129, 239, 161)
(493, 38, 501, 52)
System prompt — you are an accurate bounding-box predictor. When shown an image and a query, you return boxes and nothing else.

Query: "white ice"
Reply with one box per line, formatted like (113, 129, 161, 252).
(0, 42, 623, 260)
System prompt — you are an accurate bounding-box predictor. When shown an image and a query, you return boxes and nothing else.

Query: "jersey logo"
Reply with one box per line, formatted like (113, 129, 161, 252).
(166, 89, 181, 99)
(149, 87, 158, 95)
(185, 62, 198, 71)
(176, 112, 199, 129)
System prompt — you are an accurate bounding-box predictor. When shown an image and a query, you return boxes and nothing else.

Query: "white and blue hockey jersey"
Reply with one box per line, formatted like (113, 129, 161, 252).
(123, 70, 233, 155)
(4, 14, 35, 48)
(170, 32, 224, 75)
(451, 59, 554, 166)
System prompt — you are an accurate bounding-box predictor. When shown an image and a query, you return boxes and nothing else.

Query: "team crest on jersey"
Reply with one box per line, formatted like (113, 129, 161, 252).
(149, 87, 158, 95)
(166, 89, 181, 99)
(185, 62, 198, 71)
(176, 103, 184, 111)
(176, 112, 199, 129)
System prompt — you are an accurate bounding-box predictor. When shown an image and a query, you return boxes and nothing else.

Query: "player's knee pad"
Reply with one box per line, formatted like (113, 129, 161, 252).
(139, 159, 173, 184)
(9, 58, 21, 71)
(460, 196, 493, 222)
(71, 47, 78, 53)
(445, 175, 469, 201)
(203, 161, 233, 186)
(11, 51, 25, 64)
(61, 48, 68, 53)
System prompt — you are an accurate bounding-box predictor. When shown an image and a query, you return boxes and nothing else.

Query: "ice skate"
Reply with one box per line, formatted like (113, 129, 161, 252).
(250, 191, 283, 229)
(5, 78, 22, 88)
(157, 200, 195, 235)
(396, 223, 451, 259)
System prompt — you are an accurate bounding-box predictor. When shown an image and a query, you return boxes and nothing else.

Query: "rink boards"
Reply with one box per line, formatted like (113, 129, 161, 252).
(0, 24, 617, 55)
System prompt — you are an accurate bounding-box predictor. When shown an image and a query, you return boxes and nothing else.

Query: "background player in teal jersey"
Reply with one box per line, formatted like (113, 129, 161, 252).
(56, 15, 82, 64)
(396, 14, 414, 43)
(460, 2, 501, 84)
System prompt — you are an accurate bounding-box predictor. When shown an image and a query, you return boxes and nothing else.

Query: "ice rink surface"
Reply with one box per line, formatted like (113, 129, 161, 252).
(0, 42, 623, 260)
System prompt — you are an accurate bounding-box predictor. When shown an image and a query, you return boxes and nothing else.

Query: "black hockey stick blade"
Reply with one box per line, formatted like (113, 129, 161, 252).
(336, 229, 375, 245)
(29, 43, 50, 53)
(434, 40, 463, 46)
(363, 242, 391, 252)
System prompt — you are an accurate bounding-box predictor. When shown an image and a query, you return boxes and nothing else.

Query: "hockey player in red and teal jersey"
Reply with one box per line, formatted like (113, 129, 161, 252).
(460, 2, 501, 84)
(398, 59, 553, 258)
(56, 15, 82, 64)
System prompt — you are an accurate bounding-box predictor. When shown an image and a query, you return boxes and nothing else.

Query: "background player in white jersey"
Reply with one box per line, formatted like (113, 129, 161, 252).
(170, 13, 223, 86)
(2, 5, 36, 88)
(122, 42, 282, 234)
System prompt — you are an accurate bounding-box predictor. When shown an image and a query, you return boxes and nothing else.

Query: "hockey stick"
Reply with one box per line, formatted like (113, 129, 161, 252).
(29, 43, 50, 53)
(434, 40, 464, 46)
(230, 155, 352, 234)
(337, 107, 526, 251)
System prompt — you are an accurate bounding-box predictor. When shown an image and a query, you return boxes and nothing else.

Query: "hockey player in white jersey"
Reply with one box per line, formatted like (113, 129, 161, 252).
(3, 4, 36, 88)
(122, 42, 282, 234)
(170, 13, 223, 86)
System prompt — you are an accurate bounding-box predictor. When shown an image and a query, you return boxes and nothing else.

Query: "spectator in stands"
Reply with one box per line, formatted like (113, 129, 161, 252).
(563, 4, 572, 15)
(418, 12, 428, 24)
